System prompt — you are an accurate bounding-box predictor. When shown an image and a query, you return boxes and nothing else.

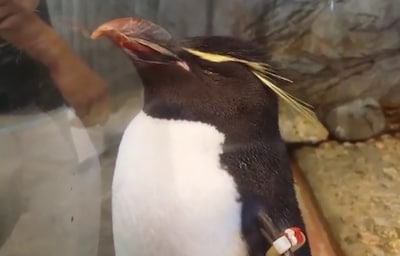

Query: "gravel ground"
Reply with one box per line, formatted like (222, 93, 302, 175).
(295, 134, 400, 256)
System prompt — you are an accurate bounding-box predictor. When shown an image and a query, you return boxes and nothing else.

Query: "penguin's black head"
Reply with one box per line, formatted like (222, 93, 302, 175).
(92, 17, 314, 142)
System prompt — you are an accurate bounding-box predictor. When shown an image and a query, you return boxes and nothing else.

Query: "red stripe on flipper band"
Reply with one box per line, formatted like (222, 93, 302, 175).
(290, 227, 305, 244)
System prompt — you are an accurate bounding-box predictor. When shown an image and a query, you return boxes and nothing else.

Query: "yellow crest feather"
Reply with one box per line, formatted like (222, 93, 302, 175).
(183, 47, 318, 123)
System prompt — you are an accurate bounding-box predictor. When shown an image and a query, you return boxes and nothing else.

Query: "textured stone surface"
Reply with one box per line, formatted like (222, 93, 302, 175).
(296, 134, 400, 256)
(279, 99, 328, 142)
(324, 98, 385, 141)
(246, 0, 400, 140)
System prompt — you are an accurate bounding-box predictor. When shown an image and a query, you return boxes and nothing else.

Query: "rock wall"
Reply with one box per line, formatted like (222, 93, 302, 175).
(251, 0, 400, 141)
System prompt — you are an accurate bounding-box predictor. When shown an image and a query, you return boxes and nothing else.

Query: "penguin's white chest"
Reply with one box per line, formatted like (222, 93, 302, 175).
(112, 111, 247, 256)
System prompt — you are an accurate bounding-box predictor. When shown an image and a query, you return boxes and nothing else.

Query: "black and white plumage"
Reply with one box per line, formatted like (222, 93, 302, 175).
(92, 17, 312, 256)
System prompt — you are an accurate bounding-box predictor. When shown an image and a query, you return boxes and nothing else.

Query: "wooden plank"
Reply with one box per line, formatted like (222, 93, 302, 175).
(292, 159, 344, 256)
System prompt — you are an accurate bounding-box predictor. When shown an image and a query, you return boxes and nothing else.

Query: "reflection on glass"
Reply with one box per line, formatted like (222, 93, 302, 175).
(0, 0, 106, 255)
(0, 1, 398, 256)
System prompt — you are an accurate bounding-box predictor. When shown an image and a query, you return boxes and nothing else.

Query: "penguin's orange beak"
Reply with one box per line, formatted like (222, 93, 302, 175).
(91, 17, 182, 65)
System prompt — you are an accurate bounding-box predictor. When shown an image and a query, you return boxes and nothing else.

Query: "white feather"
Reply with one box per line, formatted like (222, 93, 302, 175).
(112, 111, 248, 256)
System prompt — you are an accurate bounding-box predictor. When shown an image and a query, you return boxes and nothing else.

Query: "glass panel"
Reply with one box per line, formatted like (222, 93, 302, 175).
(0, 1, 398, 256)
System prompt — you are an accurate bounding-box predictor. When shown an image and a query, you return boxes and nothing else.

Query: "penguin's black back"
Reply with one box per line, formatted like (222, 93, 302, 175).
(138, 36, 311, 256)
(221, 134, 309, 256)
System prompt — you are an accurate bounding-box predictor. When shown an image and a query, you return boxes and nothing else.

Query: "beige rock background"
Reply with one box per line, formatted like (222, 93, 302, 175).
(248, 0, 400, 141)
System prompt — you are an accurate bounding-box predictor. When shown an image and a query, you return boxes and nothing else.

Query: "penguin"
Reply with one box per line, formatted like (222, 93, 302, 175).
(91, 17, 314, 256)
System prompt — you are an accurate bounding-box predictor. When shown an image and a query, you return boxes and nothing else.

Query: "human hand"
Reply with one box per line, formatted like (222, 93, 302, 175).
(0, 0, 111, 126)
(0, 0, 42, 47)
